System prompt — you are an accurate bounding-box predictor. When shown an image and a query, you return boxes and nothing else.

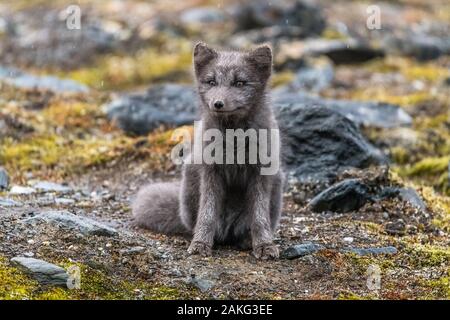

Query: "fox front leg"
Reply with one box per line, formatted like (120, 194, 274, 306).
(248, 177, 279, 260)
(187, 168, 223, 256)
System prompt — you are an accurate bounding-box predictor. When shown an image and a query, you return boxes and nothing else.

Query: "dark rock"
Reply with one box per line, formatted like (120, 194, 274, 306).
(276, 104, 387, 190)
(105, 84, 198, 135)
(297, 38, 384, 64)
(0, 112, 35, 138)
(276, 57, 334, 93)
(10, 257, 68, 287)
(309, 179, 371, 213)
(385, 220, 406, 236)
(378, 187, 427, 211)
(231, 0, 326, 35)
(0, 167, 9, 190)
(273, 92, 412, 128)
(281, 243, 325, 259)
(383, 34, 450, 61)
(229, 26, 316, 48)
(24, 210, 118, 237)
(0, 66, 88, 93)
(342, 246, 398, 256)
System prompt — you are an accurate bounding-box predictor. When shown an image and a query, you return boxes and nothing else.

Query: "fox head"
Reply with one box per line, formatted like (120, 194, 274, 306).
(193, 43, 272, 118)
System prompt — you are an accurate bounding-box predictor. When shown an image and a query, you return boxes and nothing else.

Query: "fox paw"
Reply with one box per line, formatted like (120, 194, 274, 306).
(187, 241, 212, 257)
(252, 243, 279, 260)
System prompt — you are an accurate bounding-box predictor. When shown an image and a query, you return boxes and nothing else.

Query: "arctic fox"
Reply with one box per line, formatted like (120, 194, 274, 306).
(132, 43, 284, 259)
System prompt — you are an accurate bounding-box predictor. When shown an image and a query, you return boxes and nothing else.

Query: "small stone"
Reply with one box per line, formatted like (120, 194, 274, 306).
(55, 198, 76, 205)
(343, 237, 354, 244)
(10, 257, 69, 287)
(33, 181, 72, 193)
(0, 198, 22, 207)
(119, 246, 146, 255)
(23, 210, 118, 237)
(186, 275, 215, 292)
(0, 167, 9, 190)
(385, 220, 406, 236)
(342, 246, 398, 256)
(0, 66, 89, 93)
(281, 243, 325, 259)
(10, 186, 36, 195)
(309, 179, 371, 213)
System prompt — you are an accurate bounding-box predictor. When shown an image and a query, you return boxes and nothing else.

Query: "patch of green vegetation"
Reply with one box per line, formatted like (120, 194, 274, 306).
(271, 71, 294, 88)
(398, 156, 449, 195)
(0, 255, 189, 300)
(390, 146, 410, 165)
(66, 39, 193, 90)
(425, 274, 450, 299)
(0, 133, 136, 181)
(350, 89, 432, 107)
(0, 256, 37, 300)
(402, 245, 450, 269)
(363, 56, 449, 83)
(338, 291, 365, 300)
(321, 28, 348, 40)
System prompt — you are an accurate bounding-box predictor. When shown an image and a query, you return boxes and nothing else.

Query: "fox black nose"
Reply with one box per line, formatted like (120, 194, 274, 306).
(214, 100, 224, 109)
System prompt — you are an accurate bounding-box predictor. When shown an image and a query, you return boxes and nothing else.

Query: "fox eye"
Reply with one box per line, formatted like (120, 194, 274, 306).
(207, 80, 216, 86)
(235, 81, 246, 87)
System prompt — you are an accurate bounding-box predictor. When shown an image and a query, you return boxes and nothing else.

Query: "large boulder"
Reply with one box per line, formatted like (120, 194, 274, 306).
(276, 104, 387, 192)
(273, 92, 412, 128)
(105, 84, 198, 135)
(285, 38, 385, 64)
(383, 34, 450, 61)
(231, 0, 326, 35)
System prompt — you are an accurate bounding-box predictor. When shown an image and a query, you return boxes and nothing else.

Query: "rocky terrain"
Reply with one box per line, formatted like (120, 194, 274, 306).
(0, 0, 449, 299)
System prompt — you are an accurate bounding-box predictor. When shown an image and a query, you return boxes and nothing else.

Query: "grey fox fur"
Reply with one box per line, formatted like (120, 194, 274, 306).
(132, 43, 284, 259)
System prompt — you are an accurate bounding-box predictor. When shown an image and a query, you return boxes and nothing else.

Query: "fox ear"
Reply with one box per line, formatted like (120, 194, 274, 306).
(193, 42, 217, 75)
(247, 45, 272, 78)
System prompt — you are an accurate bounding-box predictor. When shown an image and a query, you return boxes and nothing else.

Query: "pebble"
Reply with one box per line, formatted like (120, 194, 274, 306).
(281, 243, 325, 259)
(33, 181, 72, 193)
(342, 246, 398, 256)
(9, 186, 36, 195)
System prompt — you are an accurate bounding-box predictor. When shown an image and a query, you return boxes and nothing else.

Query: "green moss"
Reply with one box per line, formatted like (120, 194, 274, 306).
(271, 71, 295, 88)
(0, 256, 188, 300)
(363, 56, 449, 83)
(390, 146, 410, 165)
(402, 245, 450, 268)
(66, 40, 192, 90)
(338, 292, 362, 300)
(0, 256, 37, 300)
(0, 133, 137, 181)
(425, 275, 450, 299)
(406, 156, 449, 177)
(321, 28, 348, 40)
